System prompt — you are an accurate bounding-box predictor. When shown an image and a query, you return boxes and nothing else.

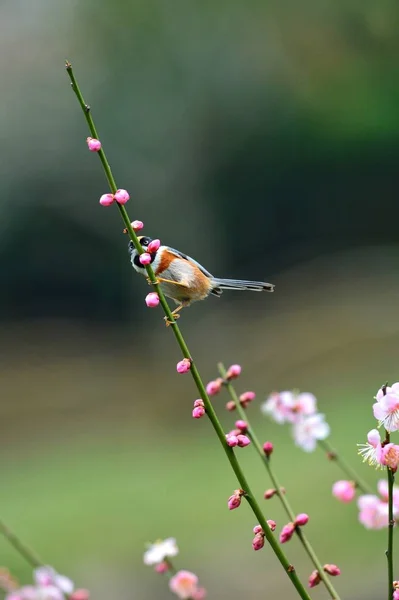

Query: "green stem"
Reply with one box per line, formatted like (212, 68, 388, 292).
(0, 520, 43, 568)
(218, 363, 340, 600)
(318, 439, 372, 495)
(385, 429, 394, 600)
(65, 61, 312, 600)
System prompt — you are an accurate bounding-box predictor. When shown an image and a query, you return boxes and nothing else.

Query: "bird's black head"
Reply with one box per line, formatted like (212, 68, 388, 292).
(138, 236, 153, 249)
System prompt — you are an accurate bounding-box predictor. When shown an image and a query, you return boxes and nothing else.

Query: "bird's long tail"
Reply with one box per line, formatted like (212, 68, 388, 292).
(211, 278, 274, 292)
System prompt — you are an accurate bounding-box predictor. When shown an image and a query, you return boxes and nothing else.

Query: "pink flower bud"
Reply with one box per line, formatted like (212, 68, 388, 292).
(235, 420, 248, 432)
(225, 401, 236, 411)
(279, 522, 295, 543)
(295, 513, 309, 527)
(132, 220, 144, 231)
(264, 488, 276, 499)
(176, 358, 191, 374)
(139, 252, 152, 265)
(253, 525, 263, 534)
(226, 434, 238, 447)
(70, 591, 90, 600)
(147, 239, 161, 253)
(145, 292, 160, 308)
(252, 532, 265, 551)
(263, 441, 274, 456)
(99, 193, 114, 206)
(192, 406, 205, 419)
(323, 564, 341, 576)
(237, 434, 251, 447)
(193, 399, 204, 408)
(87, 137, 102, 152)
(239, 391, 256, 406)
(226, 364, 242, 380)
(394, 591, 399, 600)
(228, 490, 243, 510)
(206, 379, 223, 396)
(114, 189, 130, 204)
(155, 562, 169, 574)
(332, 480, 355, 503)
(308, 570, 321, 588)
(267, 519, 277, 531)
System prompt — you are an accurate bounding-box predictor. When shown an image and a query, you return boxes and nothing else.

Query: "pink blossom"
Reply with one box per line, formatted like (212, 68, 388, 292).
(323, 564, 341, 576)
(131, 220, 144, 231)
(86, 137, 101, 152)
(358, 429, 399, 470)
(114, 189, 130, 204)
(228, 489, 243, 510)
(34, 567, 74, 595)
(292, 413, 330, 452)
(279, 522, 295, 543)
(237, 434, 251, 447)
(373, 383, 399, 432)
(148, 239, 161, 253)
(99, 193, 114, 206)
(169, 570, 199, 599)
(145, 292, 159, 308)
(176, 358, 191, 374)
(226, 364, 241, 380)
(332, 480, 356, 503)
(393, 590, 399, 600)
(308, 570, 321, 588)
(253, 525, 263, 534)
(225, 401, 236, 411)
(267, 519, 276, 531)
(295, 513, 309, 526)
(206, 379, 223, 396)
(263, 441, 274, 456)
(139, 252, 152, 266)
(252, 532, 265, 551)
(357, 494, 389, 529)
(261, 391, 318, 425)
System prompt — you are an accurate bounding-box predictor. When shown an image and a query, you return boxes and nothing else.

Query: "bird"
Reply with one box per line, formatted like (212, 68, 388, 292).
(128, 236, 274, 322)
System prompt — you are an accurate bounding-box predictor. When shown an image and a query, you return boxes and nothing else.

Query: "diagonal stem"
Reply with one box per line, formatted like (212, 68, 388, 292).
(318, 439, 372, 495)
(385, 429, 394, 600)
(218, 363, 341, 600)
(65, 61, 312, 600)
(0, 520, 43, 569)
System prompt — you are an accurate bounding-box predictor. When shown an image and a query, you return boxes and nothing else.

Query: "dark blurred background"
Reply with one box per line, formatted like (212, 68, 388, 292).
(1, 1, 399, 598)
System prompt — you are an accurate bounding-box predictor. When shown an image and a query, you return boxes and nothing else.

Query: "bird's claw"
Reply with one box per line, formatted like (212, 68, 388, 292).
(164, 314, 181, 327)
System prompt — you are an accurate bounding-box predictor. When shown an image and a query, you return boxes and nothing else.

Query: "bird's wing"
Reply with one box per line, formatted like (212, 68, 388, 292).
(164, 246, 214, 278)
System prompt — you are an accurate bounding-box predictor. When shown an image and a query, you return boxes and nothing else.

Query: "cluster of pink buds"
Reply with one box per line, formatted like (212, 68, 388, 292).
(140, 239, 161, 266)
(192, 399, 205, 419)
(176, 358, 192, 374)
(225, 429, 251, 448)
(251, 521, 276, 551)
(309, 564, 341, 588)
(225, 391, 256, 412)
(99, 189, 130, 206)
(228, 489, 245, 510)
(279, 513, 309, 543)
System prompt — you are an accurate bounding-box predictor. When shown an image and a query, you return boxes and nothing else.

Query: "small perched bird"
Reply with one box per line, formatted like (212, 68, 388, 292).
(128, 237, 274, 320)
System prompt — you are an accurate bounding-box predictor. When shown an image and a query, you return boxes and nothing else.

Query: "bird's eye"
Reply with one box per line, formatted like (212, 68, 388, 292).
(140, 236, 152, 247)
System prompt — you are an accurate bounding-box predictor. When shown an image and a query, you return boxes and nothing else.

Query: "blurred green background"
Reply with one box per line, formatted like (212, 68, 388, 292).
(1, 0, 399, 598)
